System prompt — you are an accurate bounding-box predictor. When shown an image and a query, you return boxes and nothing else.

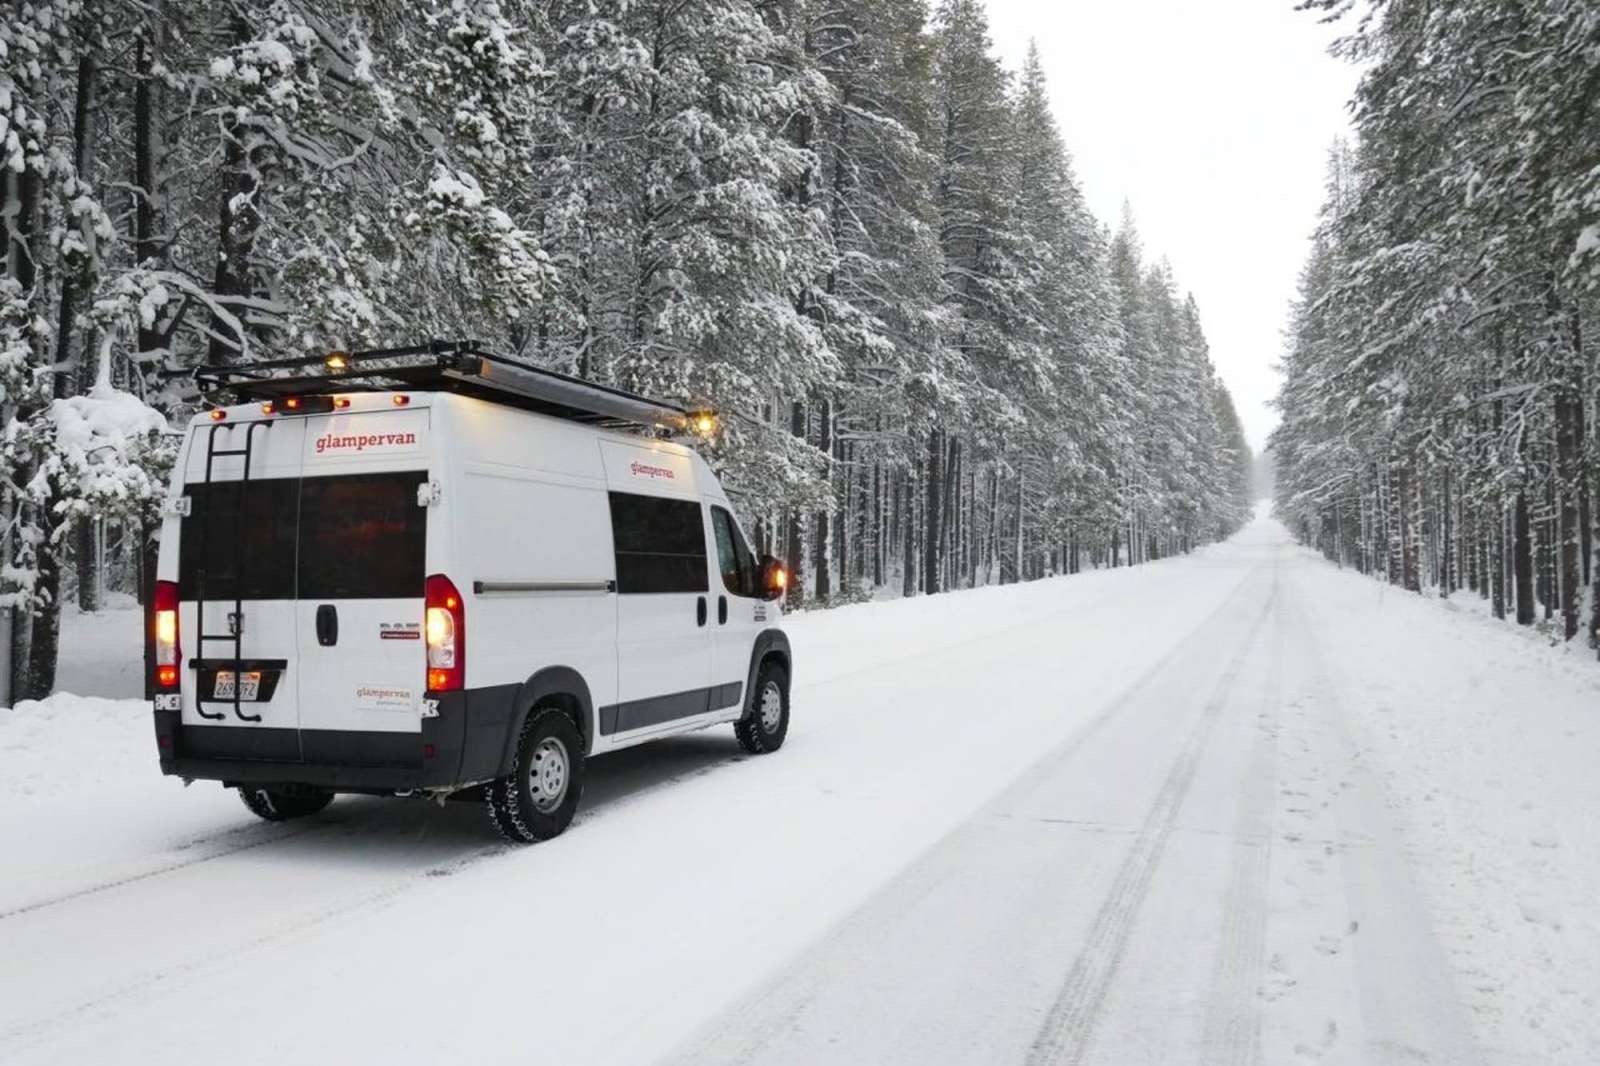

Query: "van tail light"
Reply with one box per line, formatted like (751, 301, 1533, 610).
(153, 580, 181, 690)
(425, 573, 465, 692)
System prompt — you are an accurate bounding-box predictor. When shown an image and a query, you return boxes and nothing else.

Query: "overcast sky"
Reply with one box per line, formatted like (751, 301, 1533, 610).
(984, 0, 1358, 452)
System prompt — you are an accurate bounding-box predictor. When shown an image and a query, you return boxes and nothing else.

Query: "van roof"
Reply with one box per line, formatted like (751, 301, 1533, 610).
(189, 341, 707, 435)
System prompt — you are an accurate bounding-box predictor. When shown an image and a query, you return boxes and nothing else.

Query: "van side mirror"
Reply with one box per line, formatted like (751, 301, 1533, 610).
(758, 556, 787, 601)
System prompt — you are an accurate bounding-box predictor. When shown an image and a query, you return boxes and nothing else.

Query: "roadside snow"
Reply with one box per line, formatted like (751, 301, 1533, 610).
(0, 693, 151, 801)
(1292, 551, 1600, 1061)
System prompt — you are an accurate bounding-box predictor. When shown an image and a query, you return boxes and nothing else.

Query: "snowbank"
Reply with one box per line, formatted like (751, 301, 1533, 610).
(1, 692, 153, 801)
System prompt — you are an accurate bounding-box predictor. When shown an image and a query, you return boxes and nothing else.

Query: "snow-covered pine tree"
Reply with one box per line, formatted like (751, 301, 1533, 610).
(1278, 0, 1600, 650)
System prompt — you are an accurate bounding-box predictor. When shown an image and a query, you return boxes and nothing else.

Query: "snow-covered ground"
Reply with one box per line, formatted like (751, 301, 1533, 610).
(2, 513, 1597, 1065)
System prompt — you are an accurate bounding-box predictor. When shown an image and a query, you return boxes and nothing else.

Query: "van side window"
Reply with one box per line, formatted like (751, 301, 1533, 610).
(710, 506, 758, 598)
(608, 492, 709, 594)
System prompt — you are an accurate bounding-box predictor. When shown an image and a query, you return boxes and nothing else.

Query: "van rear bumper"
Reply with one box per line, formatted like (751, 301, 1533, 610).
(152, 687, 516, 793)
(167, 756, 443, 793)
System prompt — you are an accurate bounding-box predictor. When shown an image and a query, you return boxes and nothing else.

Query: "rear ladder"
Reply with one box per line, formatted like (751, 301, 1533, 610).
(193, 420, 269, 723)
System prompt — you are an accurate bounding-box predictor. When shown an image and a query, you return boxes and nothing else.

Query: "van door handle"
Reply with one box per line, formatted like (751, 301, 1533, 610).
(696, 597, 707, 627)
(316, 604, 338, 646)
(718, 595, 728, 625)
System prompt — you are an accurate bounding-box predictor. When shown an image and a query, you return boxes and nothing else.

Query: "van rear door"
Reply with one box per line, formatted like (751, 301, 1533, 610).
(177, 419, 305, 755)
(293, 409, 431, 757)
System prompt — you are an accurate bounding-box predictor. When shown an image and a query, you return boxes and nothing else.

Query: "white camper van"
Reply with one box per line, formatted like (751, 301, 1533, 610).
(150, 343, 791, 842)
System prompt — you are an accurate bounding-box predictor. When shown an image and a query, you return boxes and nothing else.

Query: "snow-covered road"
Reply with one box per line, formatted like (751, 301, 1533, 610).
(4, 515, 1598, 1065)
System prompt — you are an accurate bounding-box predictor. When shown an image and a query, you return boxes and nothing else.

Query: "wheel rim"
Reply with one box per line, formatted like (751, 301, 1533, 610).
(759, 681, 783, 733)
(527, 736, 570, 813)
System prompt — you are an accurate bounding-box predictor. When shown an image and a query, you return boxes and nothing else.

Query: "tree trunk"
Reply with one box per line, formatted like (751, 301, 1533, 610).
(923, 429, 941, 595)
(1012, 470, 1024, 584)
(207, 17, 264, 365)
(1555, 388, 1582, 640)
(1548, 295, 1584, 640)
(784, 400, 806, 607)
(902, 468, 916, 598)
(1492, 495, 1507, 620)
(1439, 463, 1453, 596)
(813, 393, 832, 601)
(1514, 490, 1535, 625)
(872, 456, 884, 589)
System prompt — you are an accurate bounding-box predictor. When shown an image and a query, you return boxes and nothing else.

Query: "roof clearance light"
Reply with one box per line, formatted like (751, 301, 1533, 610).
(333, 397, 351, 409)
(393, 394, 410, 407)
(284, 397, 303, 411)
(261, 402, 276, 415)
(325, 352, 350, 370)
(209, 409, 227, 421)
(690, 411, 718, 436)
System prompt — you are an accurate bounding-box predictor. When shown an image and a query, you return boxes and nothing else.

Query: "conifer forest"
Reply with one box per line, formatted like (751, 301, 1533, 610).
(0, 0, 1254, 699)
(1272, 1, 1600, 651)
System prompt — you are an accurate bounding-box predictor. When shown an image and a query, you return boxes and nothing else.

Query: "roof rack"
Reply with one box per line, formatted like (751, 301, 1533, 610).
(185, 340, 702, 433)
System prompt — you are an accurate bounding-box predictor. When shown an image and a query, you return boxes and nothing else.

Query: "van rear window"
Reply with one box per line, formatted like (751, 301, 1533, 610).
(179, 478, 298, 601)
(179, 472, 426, 601)
(299, 472, 427, 599)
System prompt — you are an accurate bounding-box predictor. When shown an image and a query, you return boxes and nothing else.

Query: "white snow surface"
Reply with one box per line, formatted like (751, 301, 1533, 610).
(2, 514, 1598, 1065)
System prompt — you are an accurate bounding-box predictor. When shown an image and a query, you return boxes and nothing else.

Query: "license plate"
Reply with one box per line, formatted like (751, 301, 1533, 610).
(213, 670, 262, 701)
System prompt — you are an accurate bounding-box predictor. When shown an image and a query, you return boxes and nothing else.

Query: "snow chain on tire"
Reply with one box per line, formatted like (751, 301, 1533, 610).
(486, 706, 584, 844)
(238, 787, 333, 822)
(735, 660, 789, 755)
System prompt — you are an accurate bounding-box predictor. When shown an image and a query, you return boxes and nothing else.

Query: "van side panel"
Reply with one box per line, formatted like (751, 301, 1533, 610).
(440, 396, 619, 758)
(457, 468, 618, 696)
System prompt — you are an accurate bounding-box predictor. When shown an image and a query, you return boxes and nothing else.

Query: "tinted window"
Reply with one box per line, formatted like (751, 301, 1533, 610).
(180, 477, 299, 601)
(178, 472, 426, 602)
(608, 492, 708, 594)
(711, 506, 759, 598)
(298, 472, 427, 599)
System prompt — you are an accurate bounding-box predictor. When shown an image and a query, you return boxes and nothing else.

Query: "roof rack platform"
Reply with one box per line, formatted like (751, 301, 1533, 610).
(188, 340, 700, 433)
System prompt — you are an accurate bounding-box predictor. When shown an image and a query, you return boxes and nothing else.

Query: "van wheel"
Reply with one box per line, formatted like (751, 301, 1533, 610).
(735, 661, 789, 754)
(238, 787, 334, 822)
(487, 707, 585, 843)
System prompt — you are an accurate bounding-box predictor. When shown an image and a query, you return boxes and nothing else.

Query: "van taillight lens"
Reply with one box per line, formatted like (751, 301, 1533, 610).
(425, 574, 465, 692)
(153, 580, 180, 691)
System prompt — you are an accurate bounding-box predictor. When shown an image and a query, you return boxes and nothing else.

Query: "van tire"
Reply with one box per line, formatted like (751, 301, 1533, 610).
(238, 787, 334, 822)
(487, 706, 585, 843)
(735, 660, 789, 754)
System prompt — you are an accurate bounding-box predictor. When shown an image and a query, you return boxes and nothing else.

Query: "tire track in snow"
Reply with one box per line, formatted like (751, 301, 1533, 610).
(1026, 572, 1278, 1066)
(0, 817, 343, 922)
(1276, 588, 1483, 1066)
(3, 728, 746, 927)
(670, 569, 1268, 1066)
(0, 755, 742, 1051)
(1198, 582, 1284, 1066)
(0, 840, 506, 1054)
